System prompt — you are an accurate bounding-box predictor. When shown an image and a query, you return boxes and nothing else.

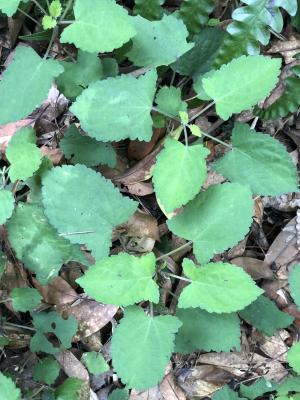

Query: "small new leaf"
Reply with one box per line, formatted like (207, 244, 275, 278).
(167, 183, 254, 264)
(0, 190, 14, 225)
(76, 253, 159, 306)
(178, 259, 262, 313)
(156, 86, 187, 117)
(111, 306, 181, 389)
(71, 70, 157, 142)
(153, 138, 209, 213)
(127, 15, 193, 67)
(42, 165, 137, 260)
(42, 15, 57, 30)
(213, 123, 298, 195)
(202, 55, 281, 120)
(49, 0, 62, 18)
(60, 0, 136, 53)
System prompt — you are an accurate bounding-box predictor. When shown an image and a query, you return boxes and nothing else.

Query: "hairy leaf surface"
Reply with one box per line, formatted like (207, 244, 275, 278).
(153, 138, 208, 213)
(42, 165, 137, 260)
(127, 15, 193, 67)
(155, 86, 187, 117)
(60, 0, 136, 53)
(167, 183, 254, 264)
(76, 253, 159, 306)
(178, 259, 262, 312)
(0, 46, 63, 125)
(111, 306, 181, 389)
(71, 70, 157, 142)
(33, 356, 60, 385)
(202, 55, 281, 120)
(214, 123, 298, 195)
(175, 308, 240, 353)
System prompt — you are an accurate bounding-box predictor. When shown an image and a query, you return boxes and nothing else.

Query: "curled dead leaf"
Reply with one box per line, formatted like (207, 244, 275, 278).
(33, 276, 78, 306)
(230, 257, 274, 280)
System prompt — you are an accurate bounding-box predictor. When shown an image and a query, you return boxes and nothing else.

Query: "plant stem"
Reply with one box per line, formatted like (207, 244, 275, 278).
(43, 26, 58, 59)
(165, 272, 191, 283)
(31, 0, 47, 14)
(17, 8, 40, 25)
(183, 124, 189, 147)
(156, 241, 193, 261)
(59, 20, 75, 24)
(59, 0, 74, 22)
(4, 322, 36, 332)
(188, 101, 215, 123)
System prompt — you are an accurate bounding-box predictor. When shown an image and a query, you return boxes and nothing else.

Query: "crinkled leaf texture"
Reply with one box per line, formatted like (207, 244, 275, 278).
(6, 128, 42, 182)
(255, 76, 300, 119)
(33, 356, 60, 385)
(11, 288, 42, 312)
(60, 0, 136, 53)
(111, 306, 181, 390)
(167, 183, 254, 264)
(70, 70, 157, 142)
(155, 86, 187, 117)
(60, 125, 116, 167)
(175, 308, 240, 354)
(178, 259, 262, 313)
(239, 295, 294, 336)
(30, 311, 78, 355)
(202, 55, 281, 120)
(0, 46, 63, 125)
(213, 123, 298, 196)
(287, 342, 300, 374)
(76, 252, 159, 306)
(42, 164, 137, 260)
(127, 14, 193, 67)
(179, 0, 214, 34)
(7, 203, 86, 284)
(153, 138, 209, 213)
(0, 190, 14, 225)
(56, 50, 103, 100)
(289, 264, 300, 309)
(0, 372, 21, 400)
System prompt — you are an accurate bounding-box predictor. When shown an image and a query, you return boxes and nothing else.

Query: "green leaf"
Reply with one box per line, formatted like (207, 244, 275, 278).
(127, 15, 193, 68)
(60, 0, 136, 53)
(0, 336, 9, 346)
(33, 356, 60, 385)
(11, 287, 42, 312)
(0, 190, 14, 225)
(77, 253, 159, 306)
(56, 50, 103, 100)
(30, 311, 78, 355)
(7, 203, 86, 284)
(42, 164, 137, 260)
(155, 86, 187, 117)
(239, 295, 294, 336)
(172, 27, 225, 79)
(49, 0, 62, 18)
(213, 123, 298, 196)
(133, 0, 164, 20)
(227, 0, 297, 54)
(213, 33, 248, 68)
(277, 377, 300, 396)
(111, 306, 181, 389)
(0, 372, 21, 400)
(42, 15, 57, 30)
(287, 341, 300, 374)
(239, 378, 278, 400)
(255, 76, 300, 119)
(0, 251, 6, 279)
(108, 389, 129, 400)
(153, 139, 209, 213)
(167, 183, 254, 264)
(289, 264, 300, 309)
(178, 259, 262, 313)
(81, 352, 109, 375)
(55, 378, 85, 400)
(0, 46, 63, 125)
(59, 125, 117, 167)
(212, 385, 244, 400)
(6, 127, 42, 182)
(175, 308, 240, 354)
(202, 55, 281, 120)
(0, 0, 24, 16)
(179, 0, 214, 35)
(102, 58, 119, 78)
(71, 70, 157, 142)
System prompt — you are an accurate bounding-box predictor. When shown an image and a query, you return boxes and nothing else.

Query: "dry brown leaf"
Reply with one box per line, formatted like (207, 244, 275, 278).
(159, 373, 186, 400)
(33, 276, 78, 306)
(59, 299, 118, 341)
(230, 257, 274, 280)
(128, 127, 165, 161)
(126, 182, 154, 196)
(40, 147, 64, 165)
(130, 387, 161, 400)
(256, 330, 289, 361)
(55, 350, 89, 382)
(267, 36, 300, 64)
(0, 118, 34, 153)
(197, 352, 249, 377)
(117, 210, 160, 241)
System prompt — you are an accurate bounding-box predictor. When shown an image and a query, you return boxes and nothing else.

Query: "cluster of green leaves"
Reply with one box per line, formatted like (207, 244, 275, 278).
(0, 0, 299, 398)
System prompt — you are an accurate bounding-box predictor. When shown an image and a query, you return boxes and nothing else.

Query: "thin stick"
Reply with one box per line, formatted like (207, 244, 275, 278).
(59, 0, 74, 22)
(165, 272, 191, 283)
(17, 8, 40, 25)
(31, 0, 47, 14)
(156, 241, 193, 261)
(188, 101, 215, 123)
(43, 26, 58, 59)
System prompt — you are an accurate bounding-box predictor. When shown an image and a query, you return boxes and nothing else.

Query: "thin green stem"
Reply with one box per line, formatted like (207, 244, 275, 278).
(201, 130, 232, 149)
(17, 7, 40, 25)
(183, 124, 189, 147)
(31, 0, 47, 14)
(188, 101, 215, 123)
(156, 241, 193, 261)
(43, 26, 58, 59)
(59, 0, 74, 22)
(58, 20, 75, 24)
(45, 0, 50, 11)
(165, 272, 191, 283)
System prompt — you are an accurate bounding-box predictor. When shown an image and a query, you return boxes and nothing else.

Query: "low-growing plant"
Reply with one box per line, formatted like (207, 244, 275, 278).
(0, 0, 300, 399)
